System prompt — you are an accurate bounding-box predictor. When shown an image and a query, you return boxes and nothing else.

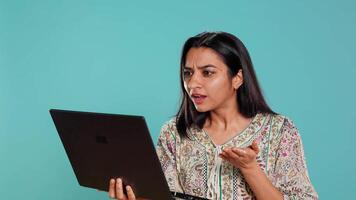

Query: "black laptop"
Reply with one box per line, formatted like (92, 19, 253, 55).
(49, 109, 209, 200)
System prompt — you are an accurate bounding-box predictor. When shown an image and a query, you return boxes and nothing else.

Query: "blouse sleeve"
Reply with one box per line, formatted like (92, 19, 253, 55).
(156, 121, 184, 193)
(272, 118, 318, 200)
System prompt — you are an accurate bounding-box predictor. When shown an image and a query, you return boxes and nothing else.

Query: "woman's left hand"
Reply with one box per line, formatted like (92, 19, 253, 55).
(219, 140, 260, 172)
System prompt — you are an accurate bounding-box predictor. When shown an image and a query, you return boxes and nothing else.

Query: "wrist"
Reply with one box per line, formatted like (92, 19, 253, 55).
(240, 161, 260, 176)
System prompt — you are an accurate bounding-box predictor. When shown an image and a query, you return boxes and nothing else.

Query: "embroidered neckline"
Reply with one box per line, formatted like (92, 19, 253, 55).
(190, 113, 267, 148)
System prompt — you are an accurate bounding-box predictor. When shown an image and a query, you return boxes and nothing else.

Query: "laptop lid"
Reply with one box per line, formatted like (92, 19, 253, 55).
(50, 109, 173, 199)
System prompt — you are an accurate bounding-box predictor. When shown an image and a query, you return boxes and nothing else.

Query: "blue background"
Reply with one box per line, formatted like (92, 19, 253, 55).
(1, 0, 355, 199)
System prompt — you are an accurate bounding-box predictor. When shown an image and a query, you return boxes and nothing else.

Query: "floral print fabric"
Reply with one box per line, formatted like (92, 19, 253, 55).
(156, 113, 318, 200)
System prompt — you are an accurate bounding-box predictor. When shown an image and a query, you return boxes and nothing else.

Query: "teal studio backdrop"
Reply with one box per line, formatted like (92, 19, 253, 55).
(0, 0, 355, 199)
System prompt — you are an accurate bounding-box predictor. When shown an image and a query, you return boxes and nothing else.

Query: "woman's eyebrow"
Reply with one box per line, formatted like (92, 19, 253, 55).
(184, 64, 217, 69)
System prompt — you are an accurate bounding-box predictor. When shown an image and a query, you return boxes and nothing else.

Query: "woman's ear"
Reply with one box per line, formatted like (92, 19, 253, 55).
(232, 69, 243, 90)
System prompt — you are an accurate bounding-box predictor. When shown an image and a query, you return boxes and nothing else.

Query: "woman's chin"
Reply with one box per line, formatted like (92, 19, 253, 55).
(194, 105, 210, 113)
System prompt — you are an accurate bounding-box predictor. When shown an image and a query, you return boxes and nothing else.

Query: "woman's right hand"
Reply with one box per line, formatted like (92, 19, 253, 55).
(108, 178, 137, 200)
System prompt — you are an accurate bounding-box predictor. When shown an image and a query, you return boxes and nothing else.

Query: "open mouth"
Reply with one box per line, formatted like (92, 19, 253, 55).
(191, 94, 207, 104)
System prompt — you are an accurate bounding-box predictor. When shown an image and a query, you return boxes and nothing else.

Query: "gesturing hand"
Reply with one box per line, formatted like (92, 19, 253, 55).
(219, 140, 260, 172)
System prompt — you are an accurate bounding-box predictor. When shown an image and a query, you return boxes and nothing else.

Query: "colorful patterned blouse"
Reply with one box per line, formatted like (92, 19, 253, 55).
(156, 113, 318, 200)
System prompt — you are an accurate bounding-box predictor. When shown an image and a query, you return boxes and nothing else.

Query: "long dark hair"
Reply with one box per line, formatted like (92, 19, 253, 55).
(176, 31, 276, 138)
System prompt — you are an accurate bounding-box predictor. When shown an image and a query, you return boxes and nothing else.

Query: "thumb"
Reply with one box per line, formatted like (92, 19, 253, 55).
(250, 140, 259, 154)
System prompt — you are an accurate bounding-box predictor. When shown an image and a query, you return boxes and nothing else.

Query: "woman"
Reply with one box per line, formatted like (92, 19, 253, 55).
(108, 32, 318, 200)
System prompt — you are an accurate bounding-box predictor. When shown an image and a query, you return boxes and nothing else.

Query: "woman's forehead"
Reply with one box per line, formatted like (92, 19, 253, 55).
(185, 47, 226, 69)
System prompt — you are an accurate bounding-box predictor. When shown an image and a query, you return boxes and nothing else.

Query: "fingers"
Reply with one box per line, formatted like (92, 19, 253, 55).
(219, 151, 231, 162)
(109, 179, 116, 198)
(231, 148, 246, 157)
(222, 148, 241, 160)
(126, 185, 136, 200)
(116, 178, 125, 199)
(220, 147, 253, 161)
(250, 140, 259, 154)
(108, 178, 138, 200)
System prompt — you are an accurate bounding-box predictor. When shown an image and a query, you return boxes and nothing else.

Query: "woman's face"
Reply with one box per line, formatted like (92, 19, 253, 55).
(183, 47, 242, 112)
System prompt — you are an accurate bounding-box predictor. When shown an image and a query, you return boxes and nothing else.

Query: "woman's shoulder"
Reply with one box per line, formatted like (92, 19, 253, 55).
(265, 113, 301, 141)
(159, 117, 181, 142)
(161, 117, 178, 132)
(264, 113, 296, 128)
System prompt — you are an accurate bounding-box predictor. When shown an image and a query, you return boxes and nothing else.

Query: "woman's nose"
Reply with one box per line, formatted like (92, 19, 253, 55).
(187, 73, 202, 89)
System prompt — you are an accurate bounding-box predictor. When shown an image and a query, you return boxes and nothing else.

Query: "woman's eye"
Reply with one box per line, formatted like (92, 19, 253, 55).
(203, 70, 214, 77)
(183, 71, 192, 78)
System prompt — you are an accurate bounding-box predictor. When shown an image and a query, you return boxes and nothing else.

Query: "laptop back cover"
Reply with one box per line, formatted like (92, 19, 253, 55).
(50, 109, 173, 200)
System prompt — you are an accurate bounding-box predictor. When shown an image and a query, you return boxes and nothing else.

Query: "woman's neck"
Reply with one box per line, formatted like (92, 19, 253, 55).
(206, 109, 246, 130)
(203, 108, 253, 146)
